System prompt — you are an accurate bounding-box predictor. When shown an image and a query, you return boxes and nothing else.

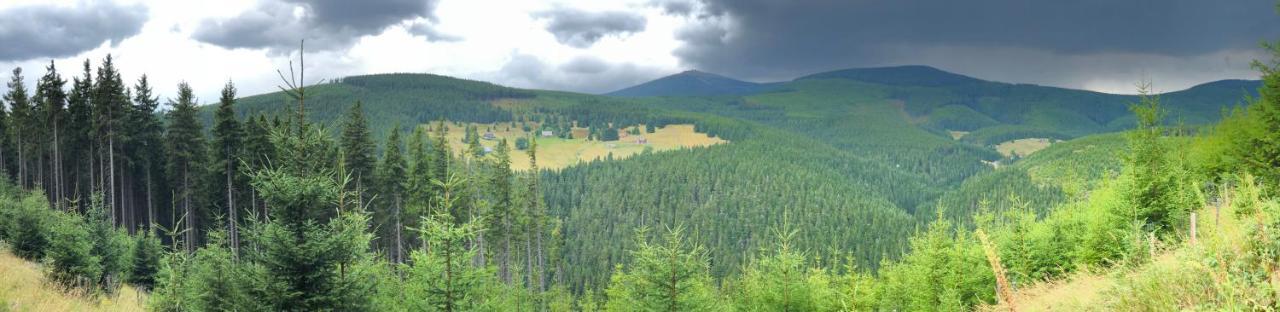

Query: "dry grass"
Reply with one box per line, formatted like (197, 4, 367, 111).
(948, 130, 970, 140)
(423, 122, 726, 171)
(0, 249, 146, 312)
(996, 138, 1054, 158)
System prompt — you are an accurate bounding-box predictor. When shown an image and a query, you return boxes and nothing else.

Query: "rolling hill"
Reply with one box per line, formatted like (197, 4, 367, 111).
(203, 65, 1258, 289)
(605, 70, 775, 97)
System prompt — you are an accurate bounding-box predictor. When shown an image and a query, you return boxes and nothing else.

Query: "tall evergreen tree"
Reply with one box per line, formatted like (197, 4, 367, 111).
(242, 115, 275, 222)
(377, 126, 407, 263)
(34, 61, 67, 209)
(130, 75, 167, 232)
(93, 55, 130, 226)
(165, 82, 207, 253)
(209, 81, 245, 254)
(5, 67, 32, 189)
(489, 138, 515, 283)
(340, 101, 376, 207)
(66, 60, 94, 212)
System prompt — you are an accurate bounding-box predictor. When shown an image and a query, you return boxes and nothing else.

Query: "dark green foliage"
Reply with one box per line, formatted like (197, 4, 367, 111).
(239, 126, 378, 311)
(1, 191, 52, 260)
(128, 232, 163, 290)
(341, 101, 377, 204)
(376, 126, 407, 262)
(87, 194, 131, 291)
(515, 137, 529, 150)
(1124, 89, 1197, 233)
(165, 82, 208, 252)
(209, 81, 246, 252)
(214, 73, 525, 142)
(46, 208, 101, 290)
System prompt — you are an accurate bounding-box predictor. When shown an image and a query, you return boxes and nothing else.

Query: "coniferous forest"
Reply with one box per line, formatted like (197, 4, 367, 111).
(3, 1, 1280, 311)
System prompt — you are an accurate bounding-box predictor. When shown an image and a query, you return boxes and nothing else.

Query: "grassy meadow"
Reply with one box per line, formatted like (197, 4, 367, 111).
(423, 122, 726, 170)
(0, 248, 146, 312)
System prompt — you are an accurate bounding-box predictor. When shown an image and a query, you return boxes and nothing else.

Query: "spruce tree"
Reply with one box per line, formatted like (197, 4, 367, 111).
(404, 174, 496, 311)
(209, 81, 245, 253)
(340, 101, 376, 207)
(242, 115, 274, 221)
(4, 68, 31, 189)
(35, 61, 67, 209)
(377, 126, 408, 262)
(130, 75, 166, 232)
(490, 138, 515, 283)
(603, 228, 722, 312)
(93, 55, 130, 226)
(246, 126, 379, 311)
(164, 82, 208, 253)
(66, 60, 94, 212)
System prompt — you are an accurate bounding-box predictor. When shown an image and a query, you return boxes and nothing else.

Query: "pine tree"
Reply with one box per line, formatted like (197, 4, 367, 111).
(603, 228, 722, 312)
(209, 81, 245, 254)
(130, 75, 166, 233)
(1125, 84, 1192, 233)
(242, 115, 274, 222)
(129, 231, 164, 291)
(93, 55, 130, 227)
(86, 193, 130, 291)
(0, 94, 10, 182)
(66, 60, 94, 212)
(340, 101, 376, 207)
(34, 61, 67, 209)
(246, 125, 379, 311)
(490, 138, 515, 283)
(404, 174, 496, 311)
(165, 82, 207, 253)
(4, 68, 31, 189)
(377, 126, 407, 263)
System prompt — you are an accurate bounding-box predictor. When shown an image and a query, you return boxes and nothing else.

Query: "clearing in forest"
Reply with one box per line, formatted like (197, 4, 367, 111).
(423, 123, 727, 170)
(996, 138, 1055, 158)
(0, 249, 146, 312)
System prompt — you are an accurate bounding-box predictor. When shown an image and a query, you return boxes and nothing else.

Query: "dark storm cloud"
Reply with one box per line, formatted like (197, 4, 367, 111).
(194, 0, 451, 51)
(534, 8, 647, 48)
(0, 2, 148, 61)
(674, 0, 1280, 83)
(649, 0, 695, 16)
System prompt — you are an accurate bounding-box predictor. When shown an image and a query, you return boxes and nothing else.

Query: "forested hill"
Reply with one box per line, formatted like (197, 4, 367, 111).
(195, 67, 1259, 290)
(605, 70, 775, 97)
(201, 73, 532, 137)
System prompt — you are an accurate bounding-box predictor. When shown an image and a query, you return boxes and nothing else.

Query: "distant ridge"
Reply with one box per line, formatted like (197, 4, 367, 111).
(796, 65, 986, 87)
(606, 70, 773, 97)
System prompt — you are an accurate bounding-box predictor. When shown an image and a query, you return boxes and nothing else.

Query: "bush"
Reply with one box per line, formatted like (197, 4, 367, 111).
(45, 210, 101, 290)
(515, 137, 530, 150)
(2, 192, 53, 261)
(128, 232, 164, 290)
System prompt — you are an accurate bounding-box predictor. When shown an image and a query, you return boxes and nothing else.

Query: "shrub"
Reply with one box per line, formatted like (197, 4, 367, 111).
(2, 192, 53, 261)
(45, 210, 100, 290)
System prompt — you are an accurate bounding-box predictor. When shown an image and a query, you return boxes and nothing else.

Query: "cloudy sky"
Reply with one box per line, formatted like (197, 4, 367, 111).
(1, 0, 1278, 102)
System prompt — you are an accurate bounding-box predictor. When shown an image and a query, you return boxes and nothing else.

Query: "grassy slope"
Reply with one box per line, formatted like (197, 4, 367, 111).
(984, 182, 1262, 311)
(0, 249, 145, 312)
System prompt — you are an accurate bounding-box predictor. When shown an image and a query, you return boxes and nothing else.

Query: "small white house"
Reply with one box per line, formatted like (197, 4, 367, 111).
(541, 130, 554, 137)
(482, 132, 497, 140)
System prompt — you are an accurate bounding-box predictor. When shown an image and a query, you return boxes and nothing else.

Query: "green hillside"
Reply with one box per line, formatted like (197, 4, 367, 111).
(195, 67, 1253, 290)
(606, 70, 775, 97)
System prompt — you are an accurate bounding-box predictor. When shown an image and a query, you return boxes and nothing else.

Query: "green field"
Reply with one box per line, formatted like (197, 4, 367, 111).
(426, 122, 726, 171)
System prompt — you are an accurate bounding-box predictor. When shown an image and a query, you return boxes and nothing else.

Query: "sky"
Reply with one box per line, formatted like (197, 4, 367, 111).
(1, 0, 1278, 103)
